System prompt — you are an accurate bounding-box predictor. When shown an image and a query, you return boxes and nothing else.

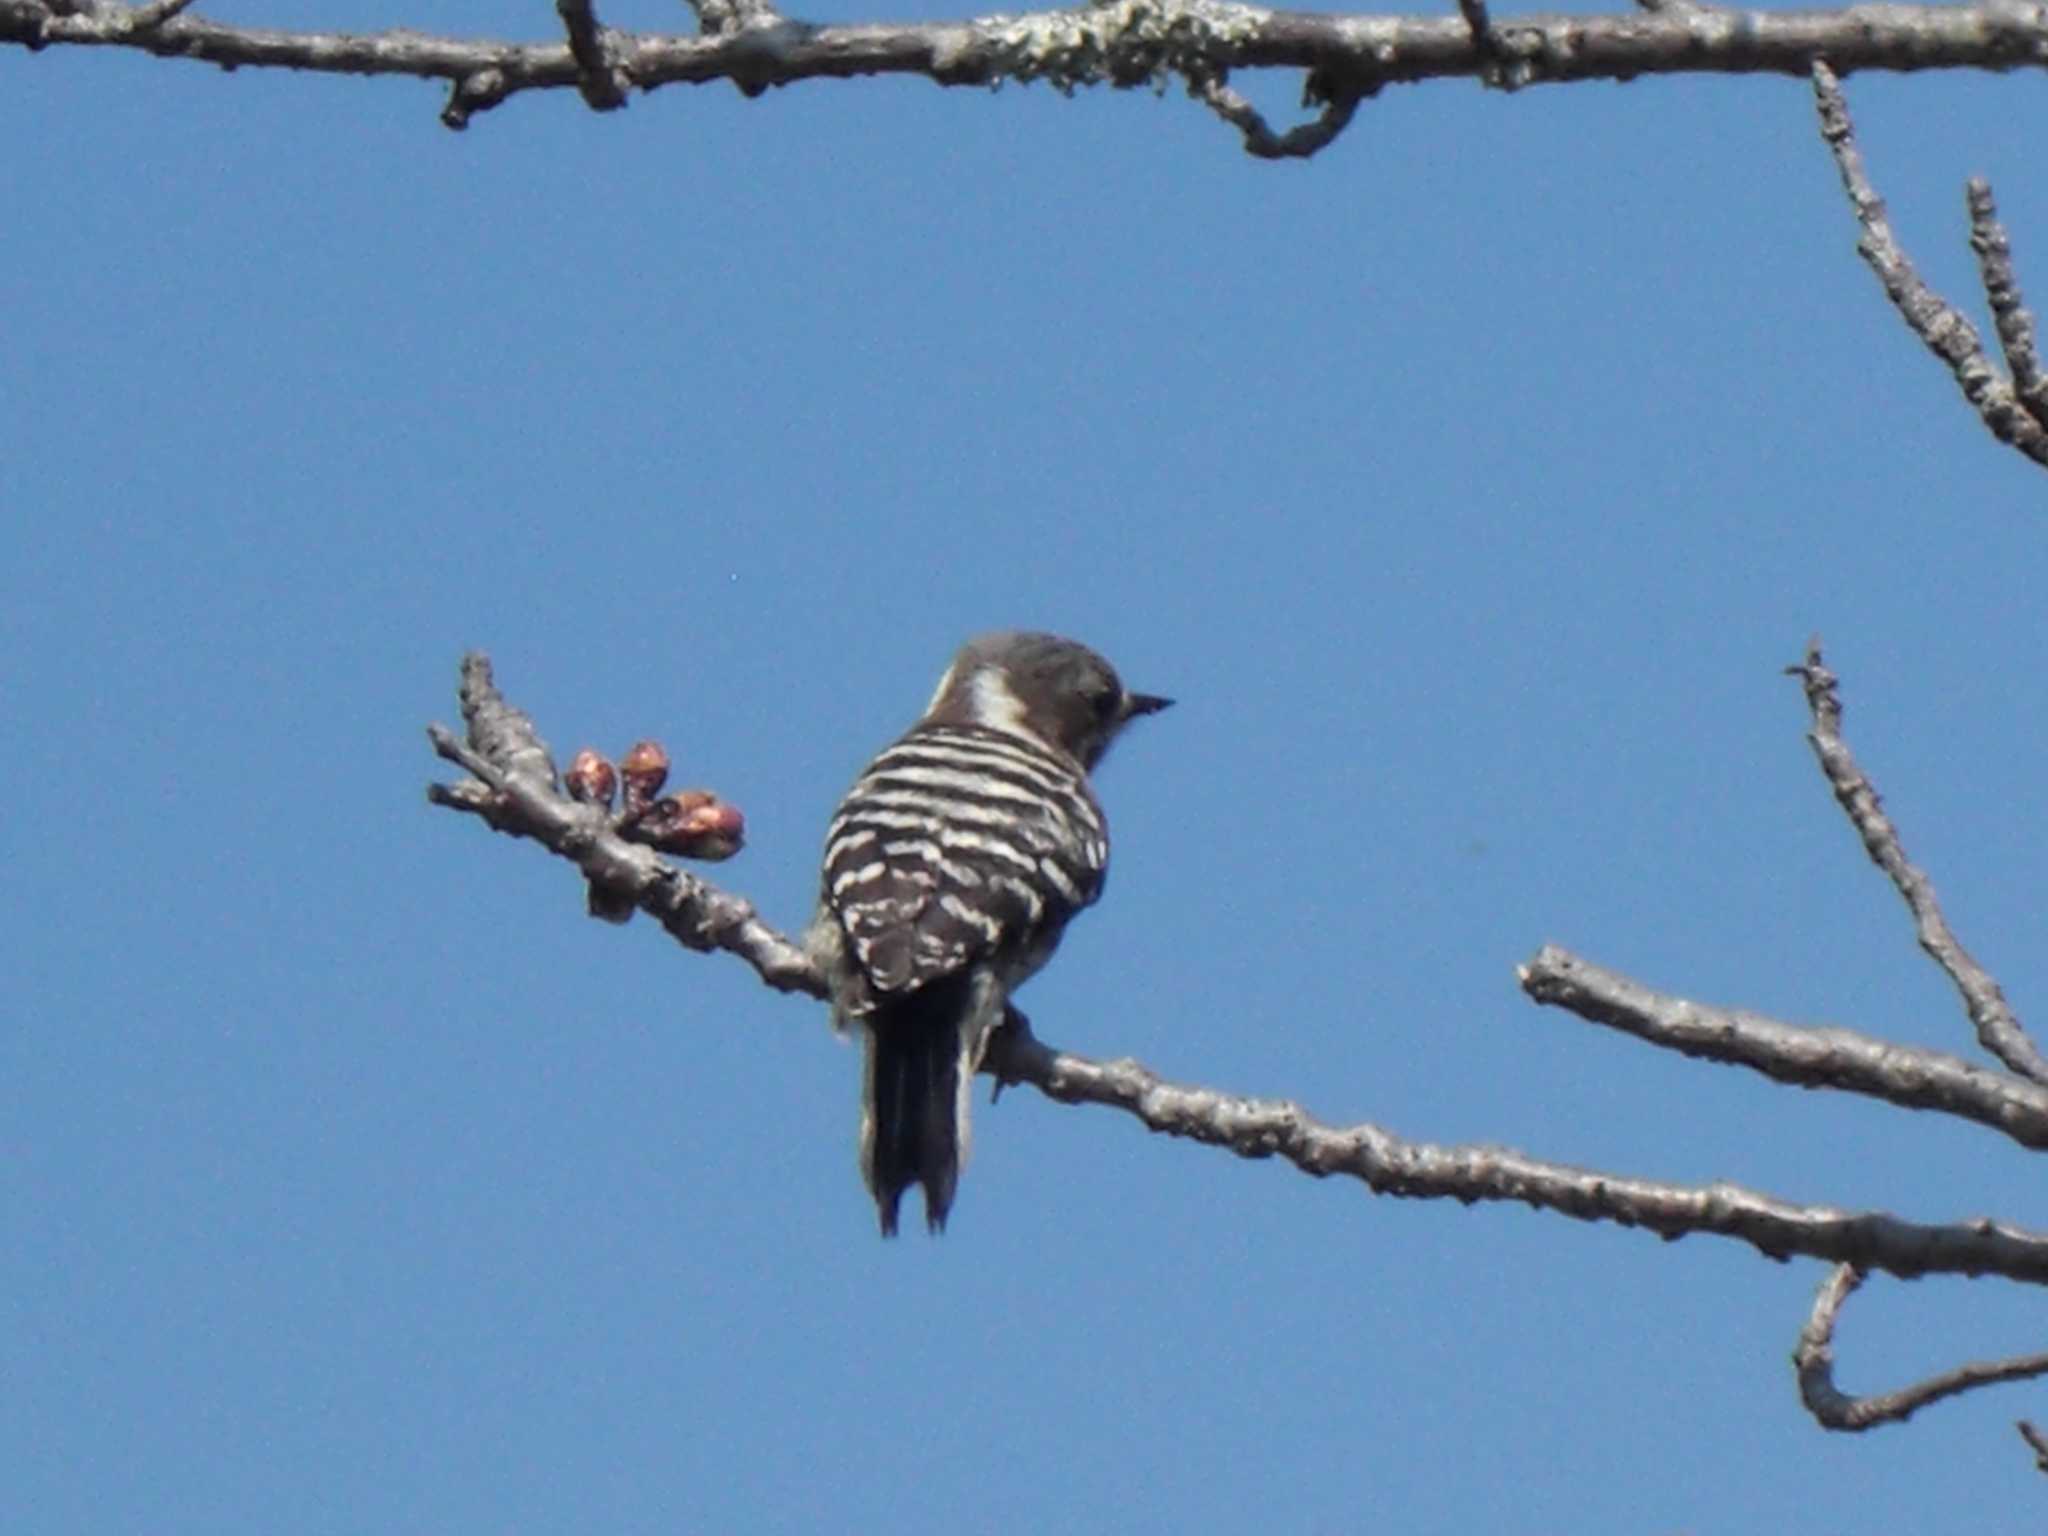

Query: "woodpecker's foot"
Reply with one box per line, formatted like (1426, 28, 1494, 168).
(987, 1005, 1037, 1104)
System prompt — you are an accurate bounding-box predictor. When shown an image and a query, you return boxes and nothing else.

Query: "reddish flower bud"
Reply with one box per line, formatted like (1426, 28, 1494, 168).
(566, 748, 618, 807)
(619, 739, 670, 812)
(629, 790, 746, 861)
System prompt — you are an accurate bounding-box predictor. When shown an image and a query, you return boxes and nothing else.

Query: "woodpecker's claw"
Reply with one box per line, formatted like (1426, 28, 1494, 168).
(988, 1004, 1036, 1104)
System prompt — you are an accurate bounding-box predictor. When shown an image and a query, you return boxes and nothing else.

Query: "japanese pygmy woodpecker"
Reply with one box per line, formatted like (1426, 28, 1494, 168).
(806, 631, 1171, 1235)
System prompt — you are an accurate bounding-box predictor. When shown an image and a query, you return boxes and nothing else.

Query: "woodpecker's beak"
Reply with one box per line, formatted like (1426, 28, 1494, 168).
(1125, 692, 1174, 719)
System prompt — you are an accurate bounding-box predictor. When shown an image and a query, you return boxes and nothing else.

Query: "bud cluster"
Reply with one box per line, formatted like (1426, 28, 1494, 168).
(566, 737, 746, 862)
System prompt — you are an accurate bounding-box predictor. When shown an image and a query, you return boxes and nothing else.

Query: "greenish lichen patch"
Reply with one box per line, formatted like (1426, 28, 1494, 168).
(974, 0, 1269, 92)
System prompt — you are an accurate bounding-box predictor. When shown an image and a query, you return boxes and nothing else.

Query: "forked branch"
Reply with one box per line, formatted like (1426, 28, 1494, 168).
(1527, 639, 2048, 1436)
(1811, 59, 2048, 468)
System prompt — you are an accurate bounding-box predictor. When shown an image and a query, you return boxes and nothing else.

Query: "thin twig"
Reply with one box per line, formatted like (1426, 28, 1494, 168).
(1186, 68, 1363, 160)
(1786, 640, 2048, 1084)
(2018, 1419, 2048, 1472)
(1968, 178, 2048, 428)
(1794, 1263, 2048, 1429)
(1809, 59, 2048, 468)
(1520, 947, 2048, 1148)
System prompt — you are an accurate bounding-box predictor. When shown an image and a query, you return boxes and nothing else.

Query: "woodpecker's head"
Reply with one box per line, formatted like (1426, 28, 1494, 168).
(925, 631, 1172, 770)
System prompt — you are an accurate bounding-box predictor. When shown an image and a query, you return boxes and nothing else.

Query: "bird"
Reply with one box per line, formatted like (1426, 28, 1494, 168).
(806, 631, 1171, 1236)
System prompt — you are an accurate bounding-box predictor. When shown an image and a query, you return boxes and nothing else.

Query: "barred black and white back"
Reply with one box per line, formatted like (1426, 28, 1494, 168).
(807, 632, 1170, 1235)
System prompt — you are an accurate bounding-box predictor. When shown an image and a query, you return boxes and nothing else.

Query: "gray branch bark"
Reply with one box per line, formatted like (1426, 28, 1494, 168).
(11, 0, 2048, 149)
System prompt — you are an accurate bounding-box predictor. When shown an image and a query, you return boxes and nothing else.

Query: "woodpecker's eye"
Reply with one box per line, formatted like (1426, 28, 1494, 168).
(1091, 686, 1121, 722)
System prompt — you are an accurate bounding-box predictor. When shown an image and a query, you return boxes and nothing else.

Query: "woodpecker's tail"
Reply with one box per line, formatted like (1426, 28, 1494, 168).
(860, 973, 998, 1236)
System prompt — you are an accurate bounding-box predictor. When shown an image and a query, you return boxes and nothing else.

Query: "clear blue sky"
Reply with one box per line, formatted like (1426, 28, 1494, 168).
(7, 5, 2047, 1528)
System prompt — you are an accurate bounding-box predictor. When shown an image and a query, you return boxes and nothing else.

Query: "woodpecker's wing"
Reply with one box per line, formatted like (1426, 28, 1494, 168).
(822, 723, 1108, 1007)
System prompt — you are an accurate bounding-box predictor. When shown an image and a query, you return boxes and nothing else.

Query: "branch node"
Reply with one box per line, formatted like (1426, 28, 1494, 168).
(557, 0, 632, 110)
(1455, 0, 1507, 86)
(117, 0, 196, 32)
(1783, 632, 1841, 734)
(443, 70, 509, 130)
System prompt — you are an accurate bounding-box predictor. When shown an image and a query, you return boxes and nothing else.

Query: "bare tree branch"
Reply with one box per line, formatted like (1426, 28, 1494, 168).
(990, 1016, 2048, 1283)
(1794, 1263, 2048, 1429)
(427, 651, 2048, 1288)
(1520, 947, 2048, 1150)
(13, 0, 2048, 152)
(1786, 639, 2048, 1083)
(1810, 59, 2048, 467)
